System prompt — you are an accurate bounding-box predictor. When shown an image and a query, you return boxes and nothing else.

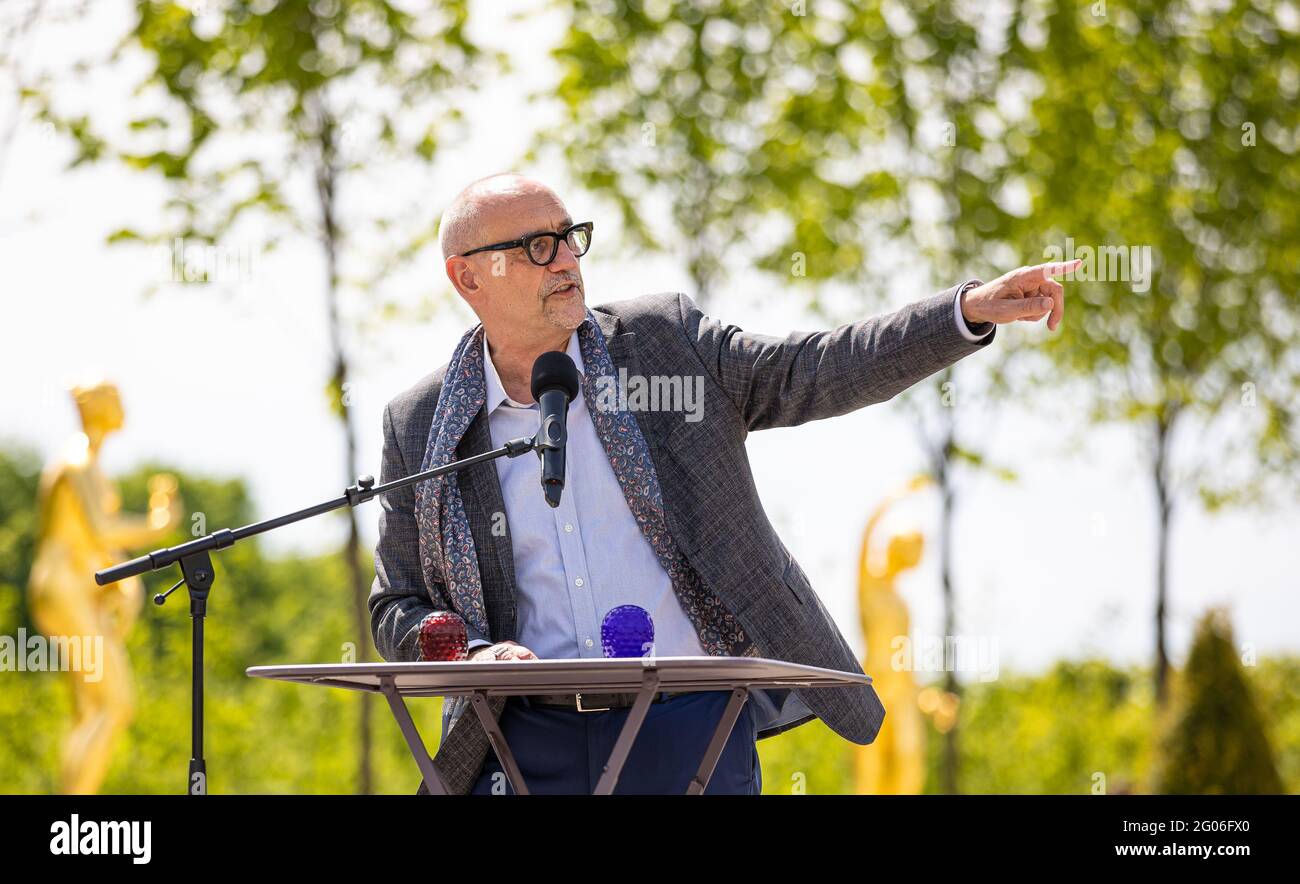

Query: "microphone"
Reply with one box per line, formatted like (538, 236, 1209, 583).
(601, 605, 655, 658)
(418, 611, 469, 661)
(530, 351, 581, 508)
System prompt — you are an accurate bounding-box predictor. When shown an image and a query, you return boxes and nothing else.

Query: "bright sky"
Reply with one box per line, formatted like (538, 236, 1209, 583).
(2, 0, 1296, 676)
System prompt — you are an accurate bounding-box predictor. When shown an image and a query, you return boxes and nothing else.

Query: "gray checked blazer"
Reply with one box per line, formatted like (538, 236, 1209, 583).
(369, 286, 996, 795)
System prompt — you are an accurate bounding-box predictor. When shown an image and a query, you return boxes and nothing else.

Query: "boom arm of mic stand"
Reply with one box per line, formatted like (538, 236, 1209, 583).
(90, 431, 537, 796)
(93, 434, 539, 586)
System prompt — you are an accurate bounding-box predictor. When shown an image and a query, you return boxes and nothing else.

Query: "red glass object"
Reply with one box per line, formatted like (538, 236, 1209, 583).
(418, 611, 469, 661)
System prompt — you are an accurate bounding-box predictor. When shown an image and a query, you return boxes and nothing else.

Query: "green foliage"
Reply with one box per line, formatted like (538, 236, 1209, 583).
(0, 452, 442, 794)
(538, 1, 923, 304)
(30, 0, 496, 307)
(935, 661, 1157, 795)
(543, 0, 1300, 490)
(0, 444, 41, 630)
(758, 716, 856, 796)
(123, 0, 482, 213)
(930, 655, 1296, 794)
(994, 0, 1300, 706)
(754, 654, 1299, 795)
(0, 436, 1295, 795)
(540, 2, 1045, 310)
(1249, 656, 1300, 789)
(1008, 0, 1300, 509)
(1152, 609, 1284, 794)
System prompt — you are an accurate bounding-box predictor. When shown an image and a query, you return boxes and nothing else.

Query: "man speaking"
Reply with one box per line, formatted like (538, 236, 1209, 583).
(369, 173, 1078, 795)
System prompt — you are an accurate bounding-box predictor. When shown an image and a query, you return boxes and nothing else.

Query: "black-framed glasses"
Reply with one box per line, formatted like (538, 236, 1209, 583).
(460, 221, 594, 266)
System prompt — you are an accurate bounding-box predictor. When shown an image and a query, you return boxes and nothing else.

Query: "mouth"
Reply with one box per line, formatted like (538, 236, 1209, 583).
(548, 282, 580, 297)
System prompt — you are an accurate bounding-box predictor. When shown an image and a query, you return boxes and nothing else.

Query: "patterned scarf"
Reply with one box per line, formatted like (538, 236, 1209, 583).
(413, 311, 757, 659)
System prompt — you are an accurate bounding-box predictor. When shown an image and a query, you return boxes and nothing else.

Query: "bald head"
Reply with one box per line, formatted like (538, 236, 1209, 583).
(439, 173, 588, 346)
(438, 173, 563, 260)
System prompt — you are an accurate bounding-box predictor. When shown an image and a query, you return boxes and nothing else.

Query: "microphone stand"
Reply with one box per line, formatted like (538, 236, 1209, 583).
(94, 434, 540, 795)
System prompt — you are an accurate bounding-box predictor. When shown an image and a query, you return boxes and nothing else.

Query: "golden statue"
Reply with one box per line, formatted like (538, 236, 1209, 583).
(27, 382, 181, 794)
(855, 475, 929, 795)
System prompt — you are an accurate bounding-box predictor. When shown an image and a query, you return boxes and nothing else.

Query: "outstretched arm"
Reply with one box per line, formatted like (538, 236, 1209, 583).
(680, 283, 989, 431)
(70, 469, 177, 550)
(859, 475, 932, 580)
(680, 261, 1079, 432)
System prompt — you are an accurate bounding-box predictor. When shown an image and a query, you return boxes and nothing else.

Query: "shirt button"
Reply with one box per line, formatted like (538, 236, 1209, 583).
(574, 577, 584, 588)
(564, 523, 574, 533)
(585, 638, 594, 648)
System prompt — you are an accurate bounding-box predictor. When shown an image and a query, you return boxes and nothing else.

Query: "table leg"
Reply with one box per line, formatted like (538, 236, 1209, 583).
(379, 677, 448, 796)
(686, 687, 750, 795)
(469, 691, 531, 796)
(592, 669, 661, 795)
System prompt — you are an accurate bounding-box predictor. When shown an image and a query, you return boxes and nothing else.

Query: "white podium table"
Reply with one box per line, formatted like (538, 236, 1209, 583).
(247, 656, 872, 795)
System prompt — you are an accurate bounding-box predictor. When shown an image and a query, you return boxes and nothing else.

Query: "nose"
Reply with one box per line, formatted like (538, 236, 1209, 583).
(549, 238, 579, 271)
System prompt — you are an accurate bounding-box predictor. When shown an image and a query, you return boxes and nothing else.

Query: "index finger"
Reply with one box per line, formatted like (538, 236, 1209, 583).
(1035, 258, 1082, 279)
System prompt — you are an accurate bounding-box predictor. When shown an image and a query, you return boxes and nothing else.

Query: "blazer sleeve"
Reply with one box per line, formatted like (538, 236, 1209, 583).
(368, 402, 490, 661)
(677, 285, 996, 432)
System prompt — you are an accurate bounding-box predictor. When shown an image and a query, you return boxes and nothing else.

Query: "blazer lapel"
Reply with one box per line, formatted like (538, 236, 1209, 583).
(598, 315, 672, 448)
(455, 406, 519, 641)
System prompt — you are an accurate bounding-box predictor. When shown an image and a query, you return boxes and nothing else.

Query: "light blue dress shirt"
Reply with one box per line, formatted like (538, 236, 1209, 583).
(470, 290, 989, 734)
(480, 328, 708, 661)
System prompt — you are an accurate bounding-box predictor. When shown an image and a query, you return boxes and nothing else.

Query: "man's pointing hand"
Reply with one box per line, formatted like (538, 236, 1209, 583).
(960, 259, 1083, 332)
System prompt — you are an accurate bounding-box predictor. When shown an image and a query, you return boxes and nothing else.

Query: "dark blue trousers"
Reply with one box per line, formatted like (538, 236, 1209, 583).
(470, 690, 761, 795)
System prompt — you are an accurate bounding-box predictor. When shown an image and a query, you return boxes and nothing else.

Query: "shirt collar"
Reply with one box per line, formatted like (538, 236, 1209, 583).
(482, 321, 587, 414)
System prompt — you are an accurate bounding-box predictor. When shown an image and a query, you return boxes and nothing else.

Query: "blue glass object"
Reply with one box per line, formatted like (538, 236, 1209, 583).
(601, 605, 655, 658)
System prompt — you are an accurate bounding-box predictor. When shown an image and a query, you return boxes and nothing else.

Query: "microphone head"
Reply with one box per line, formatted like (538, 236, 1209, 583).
(601, 605, 655, 658)
(530, 351, 581, 402)
(418, 611, 469, 661)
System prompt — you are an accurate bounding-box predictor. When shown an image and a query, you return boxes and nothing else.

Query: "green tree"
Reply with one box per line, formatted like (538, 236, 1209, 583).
(534, 0, 905, 307)
(935, 661, 1156, 795)
(1007, 0, 1300, 704)
(1152, 609, 1283, 794)
(29, 0, 493, 792)
(0, 444, 41, 624)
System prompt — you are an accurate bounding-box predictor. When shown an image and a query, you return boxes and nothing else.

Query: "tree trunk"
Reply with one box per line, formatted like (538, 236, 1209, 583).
(1152, 415, 1175, 706)
(684, 166, 717, 309)
(335, 352, 374, 795)
(315, 113, 374, 794)
(935, 373, 960, 795)
(941, 413, 961, 795)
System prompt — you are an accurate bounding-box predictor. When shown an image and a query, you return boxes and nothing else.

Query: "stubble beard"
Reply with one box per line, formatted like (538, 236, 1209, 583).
(541, 291, 586, 331)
